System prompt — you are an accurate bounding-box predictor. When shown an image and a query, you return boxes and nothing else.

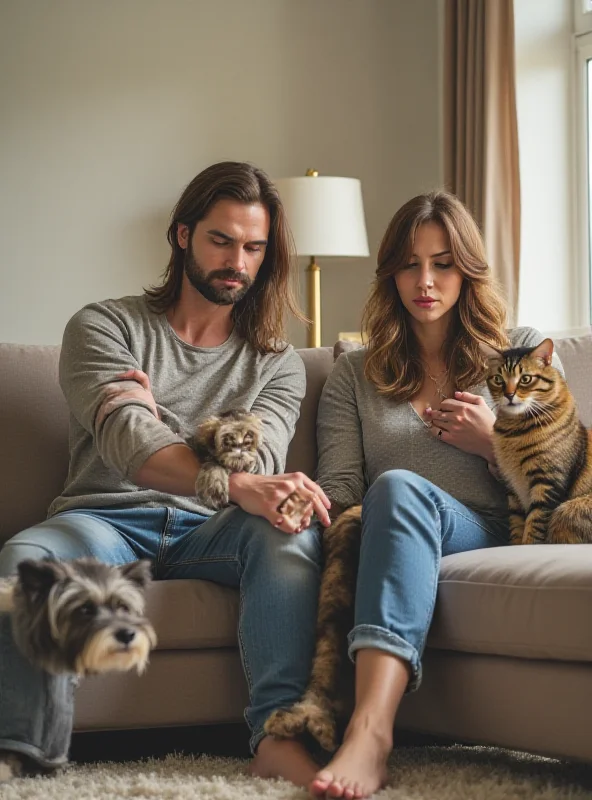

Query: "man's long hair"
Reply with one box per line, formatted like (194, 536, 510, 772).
(362, 190, 510, 400)
(145, 162, 304, 353)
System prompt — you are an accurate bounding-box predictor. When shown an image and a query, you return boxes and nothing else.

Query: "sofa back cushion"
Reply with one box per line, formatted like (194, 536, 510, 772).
(334, 335, 592, 427)
(1, 335, 590, 545)
(0, 344, 334, 544)
(0, 344, 68, 542)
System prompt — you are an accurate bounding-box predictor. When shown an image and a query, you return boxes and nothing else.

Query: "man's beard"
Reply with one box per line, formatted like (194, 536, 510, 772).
(184, 249, 253, 306)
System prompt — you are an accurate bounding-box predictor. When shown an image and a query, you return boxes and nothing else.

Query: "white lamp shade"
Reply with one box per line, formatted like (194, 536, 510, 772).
(274, 176, 370, 258)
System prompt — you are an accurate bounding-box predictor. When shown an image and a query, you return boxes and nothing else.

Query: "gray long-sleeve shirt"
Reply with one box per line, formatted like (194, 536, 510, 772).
(48, 295, 306, 518)
(316, 327, 563, 520)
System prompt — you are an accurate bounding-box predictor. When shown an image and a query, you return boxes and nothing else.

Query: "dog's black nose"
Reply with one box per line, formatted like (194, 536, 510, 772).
(115, 628, 136, 645)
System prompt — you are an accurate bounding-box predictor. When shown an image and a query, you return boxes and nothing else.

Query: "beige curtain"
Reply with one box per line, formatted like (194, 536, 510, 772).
(444, 0, 520, 321)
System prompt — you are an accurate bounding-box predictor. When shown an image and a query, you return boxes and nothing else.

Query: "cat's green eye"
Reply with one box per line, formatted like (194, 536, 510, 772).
(491, 375, 504, 386)
(519, 375, 533, 385)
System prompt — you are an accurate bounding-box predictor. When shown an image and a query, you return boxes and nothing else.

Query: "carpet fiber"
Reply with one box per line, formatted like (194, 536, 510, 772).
(4, 746, 592, 799)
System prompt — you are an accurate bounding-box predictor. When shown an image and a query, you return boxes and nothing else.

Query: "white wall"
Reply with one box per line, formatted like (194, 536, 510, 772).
(0, 0, 442, 348)
(514, 0, 584, 334)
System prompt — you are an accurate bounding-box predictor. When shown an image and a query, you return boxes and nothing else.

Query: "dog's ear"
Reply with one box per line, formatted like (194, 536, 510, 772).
(17, 559, 62, 600)
(119, 560, 153, 590)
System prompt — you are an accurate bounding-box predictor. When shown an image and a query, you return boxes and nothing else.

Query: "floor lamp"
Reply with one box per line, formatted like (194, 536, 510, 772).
(275, 170, 369, 348)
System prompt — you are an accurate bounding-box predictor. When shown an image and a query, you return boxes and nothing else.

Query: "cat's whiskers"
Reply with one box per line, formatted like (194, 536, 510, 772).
(529, 399, 556, 426)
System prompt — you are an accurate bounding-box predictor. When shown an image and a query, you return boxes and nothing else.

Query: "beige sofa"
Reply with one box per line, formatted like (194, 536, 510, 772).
(2, 336, 592, 761)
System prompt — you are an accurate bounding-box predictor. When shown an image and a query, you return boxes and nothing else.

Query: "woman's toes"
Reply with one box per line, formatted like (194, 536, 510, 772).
(327, 779, 345, 798)
(310, 769, 333, 796)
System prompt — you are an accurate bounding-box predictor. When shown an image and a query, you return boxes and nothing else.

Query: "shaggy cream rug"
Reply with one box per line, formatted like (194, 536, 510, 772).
(4, 746, 592, 800)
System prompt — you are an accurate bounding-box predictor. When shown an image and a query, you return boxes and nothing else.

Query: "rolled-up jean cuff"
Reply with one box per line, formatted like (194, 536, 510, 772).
(0, 738, 68, 770)
(347, 624, 422, 692)
(250, 728, 266, 755)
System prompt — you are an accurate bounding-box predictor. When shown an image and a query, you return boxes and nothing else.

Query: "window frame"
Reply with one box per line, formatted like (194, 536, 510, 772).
(575, 0, 592, 35)
(574, 14, 592, 325)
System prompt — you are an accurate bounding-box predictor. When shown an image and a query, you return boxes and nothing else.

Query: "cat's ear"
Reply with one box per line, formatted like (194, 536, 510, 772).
(244, 413, 262, 434)
(479, 341, 503, 364)
(195, 415, 221, 453)
(530, 338, 554, 366)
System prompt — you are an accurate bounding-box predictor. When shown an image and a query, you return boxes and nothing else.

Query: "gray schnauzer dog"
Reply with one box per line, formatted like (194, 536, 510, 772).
(0, 557, 157, 677)
(0, 557, 158, 782)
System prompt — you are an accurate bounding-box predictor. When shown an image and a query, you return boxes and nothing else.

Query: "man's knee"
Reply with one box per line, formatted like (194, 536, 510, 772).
(0, 534, 57, 577)
(244, 515, 322, 569)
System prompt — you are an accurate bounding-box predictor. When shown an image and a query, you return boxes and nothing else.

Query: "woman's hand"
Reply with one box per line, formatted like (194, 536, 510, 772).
(228, 471, 331, 534)
(425, 391, 496, 462)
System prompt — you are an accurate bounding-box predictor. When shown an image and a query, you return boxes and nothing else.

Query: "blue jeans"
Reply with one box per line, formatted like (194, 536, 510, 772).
(348, 469, 509, 690)
(0, 505, 322, 766)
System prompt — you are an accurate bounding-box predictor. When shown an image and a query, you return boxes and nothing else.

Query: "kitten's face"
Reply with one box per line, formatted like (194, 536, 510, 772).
(215, 420, 260, 457)
(485, 338, 558, 417)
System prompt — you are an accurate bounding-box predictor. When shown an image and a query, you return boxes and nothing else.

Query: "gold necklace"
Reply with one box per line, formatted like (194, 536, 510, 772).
(426, 369, 449, 402)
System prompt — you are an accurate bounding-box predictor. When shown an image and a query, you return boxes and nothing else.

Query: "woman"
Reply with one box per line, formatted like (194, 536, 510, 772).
(310, 191, 562, 799)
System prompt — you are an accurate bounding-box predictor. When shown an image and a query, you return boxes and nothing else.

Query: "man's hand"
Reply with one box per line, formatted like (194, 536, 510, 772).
(229, 471, 331, 534)
(97, 368, 159, 427)
(425, 391, 496, 462)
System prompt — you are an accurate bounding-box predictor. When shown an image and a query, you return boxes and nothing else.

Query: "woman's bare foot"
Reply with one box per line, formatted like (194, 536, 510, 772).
(309, 723, 392, 799)
(249, 735, 319, 788)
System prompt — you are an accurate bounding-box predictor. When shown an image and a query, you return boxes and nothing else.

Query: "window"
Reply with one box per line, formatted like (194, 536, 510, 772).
(574, 0, 592, 324)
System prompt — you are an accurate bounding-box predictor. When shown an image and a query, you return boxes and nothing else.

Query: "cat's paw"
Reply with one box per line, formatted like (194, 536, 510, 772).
(195, 464, 230, 509)
(0, 751, 25, 782)
(207, 476, 229, 508)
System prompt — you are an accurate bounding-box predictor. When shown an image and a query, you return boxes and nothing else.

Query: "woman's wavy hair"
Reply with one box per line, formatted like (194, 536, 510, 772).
(145, 161, 304, 353)
(362, 190, 510, 400)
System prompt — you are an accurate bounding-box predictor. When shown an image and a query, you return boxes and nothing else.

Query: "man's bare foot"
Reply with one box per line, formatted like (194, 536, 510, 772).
(0, 751, 24, 783)
(249, 735, 319, 788)
(309, 725, 391, 799)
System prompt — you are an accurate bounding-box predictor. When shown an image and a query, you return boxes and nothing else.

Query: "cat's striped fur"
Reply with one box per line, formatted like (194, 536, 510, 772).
(264, 505, 361, 751)
(486, 338, 592, 545)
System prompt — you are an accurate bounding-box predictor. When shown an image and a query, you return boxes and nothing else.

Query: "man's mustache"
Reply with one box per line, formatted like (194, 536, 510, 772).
(208, 269, 251, 285)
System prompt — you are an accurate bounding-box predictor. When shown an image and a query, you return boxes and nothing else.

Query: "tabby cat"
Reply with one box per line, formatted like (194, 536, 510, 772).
(264, 505, 362, 751)
(485, 338, 592, 545)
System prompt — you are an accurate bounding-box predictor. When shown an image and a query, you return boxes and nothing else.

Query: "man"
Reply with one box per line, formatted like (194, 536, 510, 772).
(0, 161, 330, 788)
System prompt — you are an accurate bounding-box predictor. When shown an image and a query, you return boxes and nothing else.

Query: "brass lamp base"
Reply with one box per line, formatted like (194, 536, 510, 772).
(306, 257, 321, 348)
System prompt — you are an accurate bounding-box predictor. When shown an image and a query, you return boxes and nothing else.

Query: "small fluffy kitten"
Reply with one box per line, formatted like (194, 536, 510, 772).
(485, 338, 592, 544)
(193, 409, 262, 509)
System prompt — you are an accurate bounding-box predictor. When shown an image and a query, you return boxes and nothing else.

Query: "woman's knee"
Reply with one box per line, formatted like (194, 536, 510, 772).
(365, 469, 427, 505)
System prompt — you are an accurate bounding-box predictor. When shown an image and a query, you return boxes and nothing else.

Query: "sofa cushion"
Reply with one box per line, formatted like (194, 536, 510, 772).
(147, 544, 592, 659)
(555, 334, 592, 426)
(145, 579, 239, 650)
(286, 347, 333, 477)
(428, 544, 592, 661)
(0, 344, 69, 543)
